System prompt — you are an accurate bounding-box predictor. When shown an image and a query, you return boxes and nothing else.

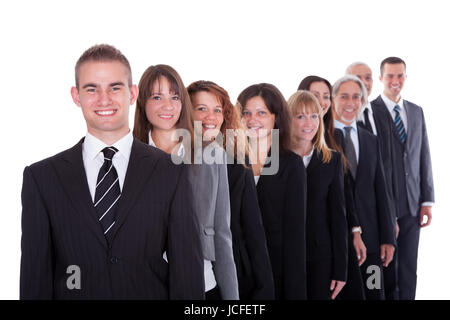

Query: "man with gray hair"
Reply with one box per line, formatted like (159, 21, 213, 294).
(347, 61, 399, 300)
(332, 75, 396, 300)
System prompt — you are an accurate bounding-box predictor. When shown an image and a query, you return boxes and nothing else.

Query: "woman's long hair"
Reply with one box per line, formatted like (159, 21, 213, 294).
(287, 90, 331, 163)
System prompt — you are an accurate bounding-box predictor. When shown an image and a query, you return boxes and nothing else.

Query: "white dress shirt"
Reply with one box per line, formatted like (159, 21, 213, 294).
(302, 148, 314, 168)
(381, 93, 408, 133)
(254, 175, 260, 185)
(358, 102, 378, 136)
(148, 130, 217, 292)
(82, 131, 133, 202)
(334, 119, 360, 163)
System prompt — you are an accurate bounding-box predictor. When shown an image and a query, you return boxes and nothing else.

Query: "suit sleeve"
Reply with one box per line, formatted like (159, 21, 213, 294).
(213, 155, 239, 300)
(419, 109, 435, 203)
(328, 154, 348, 282)
(374, 140, 396, 246)
(282, 156, 307, 299)
(20, 166, 54, 299)
(241, 168, 275, 299)
(168, 164, 205, 299)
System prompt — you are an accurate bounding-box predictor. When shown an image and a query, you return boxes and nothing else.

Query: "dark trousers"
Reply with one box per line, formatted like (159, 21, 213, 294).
(337, 236, 365, 300)
(361, 253, 385, 300)
(397, 214, 421, 300)
(205, 286, 222, 300)
(306, 258, 332, 300)
(383, 249, 399, 300)
(338, 237, 385, 300)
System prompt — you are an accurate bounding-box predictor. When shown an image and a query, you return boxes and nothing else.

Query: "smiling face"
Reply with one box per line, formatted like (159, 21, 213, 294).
(292, 108, 320, 143)
(145, 76, 182, 132)
(242, 96, 276, 138)
(380, 63, 406, 102)
(333, 81, 363, 125)
(191, 91, 224, 141)
(309, 81, 331, 114)
(70, 60, 137, 142)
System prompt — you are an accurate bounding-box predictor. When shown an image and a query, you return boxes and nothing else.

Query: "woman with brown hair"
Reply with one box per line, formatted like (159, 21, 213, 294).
(298, 75, 343, 155)
(287, 90, 348, 300)
(133, 65, 238, 300)
(187, 80, 274, 299)
(237, 83, 307, 299)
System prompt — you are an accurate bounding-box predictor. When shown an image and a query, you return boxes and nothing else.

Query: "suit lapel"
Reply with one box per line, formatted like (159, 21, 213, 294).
(372, 96, 392, 133)
(306, 148, 320, 173)
(403, 101, 415, 153)
(355, 129, 367, 188)
(52, 138, 108, 249)
(373, 95, 403, 145)
(109, 138, 159, 243)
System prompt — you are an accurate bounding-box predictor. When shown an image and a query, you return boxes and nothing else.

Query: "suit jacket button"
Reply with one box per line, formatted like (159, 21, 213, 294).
(110, 256, 118, 264)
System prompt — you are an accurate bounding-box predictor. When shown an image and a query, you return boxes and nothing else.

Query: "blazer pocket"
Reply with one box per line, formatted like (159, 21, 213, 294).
(204, 227, 215, 236)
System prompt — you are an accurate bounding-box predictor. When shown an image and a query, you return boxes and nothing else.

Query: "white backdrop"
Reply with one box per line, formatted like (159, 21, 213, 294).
(1, 0, 448, 299)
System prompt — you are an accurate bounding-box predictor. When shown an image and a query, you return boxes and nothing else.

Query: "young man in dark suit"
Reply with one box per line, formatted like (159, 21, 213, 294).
(332, 75, 396, 300)
(371, 57, 434, 300)
(20, 44, 204, 299)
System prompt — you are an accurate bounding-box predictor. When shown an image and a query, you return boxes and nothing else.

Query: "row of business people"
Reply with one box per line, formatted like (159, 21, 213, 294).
(20, 45, 433, 300)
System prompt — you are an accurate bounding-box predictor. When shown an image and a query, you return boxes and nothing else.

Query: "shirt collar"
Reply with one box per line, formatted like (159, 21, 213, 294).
(334, 119, 358, 133)
(148, 130, 185, 157)
(357, 102, 372, 121)
(84, 131, 133, 161)
(364, 102, 373, 114)
(304, 148, 314, 160)
(381, 92, 404, 113)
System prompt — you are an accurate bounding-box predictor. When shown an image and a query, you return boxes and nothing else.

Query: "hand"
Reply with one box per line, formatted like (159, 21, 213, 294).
(352, 231, 367, 266)
(420, 206, 432, 227)
(395, 221, 399, 239)
(380, 244, 395, 267)
(330, 280, 346, 300)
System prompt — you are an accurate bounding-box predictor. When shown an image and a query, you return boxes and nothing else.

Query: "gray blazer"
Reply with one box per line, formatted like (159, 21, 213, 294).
(189, 144, 239, 299)
(372, 96, 434, 216)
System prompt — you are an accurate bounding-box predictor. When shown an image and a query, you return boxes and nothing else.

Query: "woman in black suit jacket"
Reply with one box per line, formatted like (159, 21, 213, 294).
(187, 80, 275, 299)
(237, 83, 307, 300)
(287, 90, 348, 300)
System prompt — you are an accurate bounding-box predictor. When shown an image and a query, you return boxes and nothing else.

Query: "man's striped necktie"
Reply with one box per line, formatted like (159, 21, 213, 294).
(94, 147, 121, 244)
(394, 105, 406, 144)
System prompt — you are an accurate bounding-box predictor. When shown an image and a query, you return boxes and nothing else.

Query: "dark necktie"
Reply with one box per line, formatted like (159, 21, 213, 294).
(94, 147, 121, 243)
(363, 108, 374, 134)
(344, 126, 357, 179)
(394, 105, 406, 144)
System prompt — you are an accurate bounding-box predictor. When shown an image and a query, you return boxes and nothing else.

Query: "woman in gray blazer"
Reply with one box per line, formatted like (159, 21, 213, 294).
(133, 64, 238, 300)
(187, 80, 274, 300)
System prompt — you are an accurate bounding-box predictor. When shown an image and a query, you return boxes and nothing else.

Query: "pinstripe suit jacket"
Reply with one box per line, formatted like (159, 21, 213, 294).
(20, 138, 204, 299)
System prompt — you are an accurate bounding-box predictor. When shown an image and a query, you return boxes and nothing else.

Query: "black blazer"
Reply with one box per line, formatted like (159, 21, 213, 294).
(334, 128, 396, 254)
(358, 102, 397, 219)
(256, 150, 307, 299)
(227, 163, 274, 300)
(20, 138, 204, 299)
(305, 149, 348, 282)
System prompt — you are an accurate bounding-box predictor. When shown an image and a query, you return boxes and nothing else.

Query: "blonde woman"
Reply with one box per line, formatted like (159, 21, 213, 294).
(287, 90, 348, 300)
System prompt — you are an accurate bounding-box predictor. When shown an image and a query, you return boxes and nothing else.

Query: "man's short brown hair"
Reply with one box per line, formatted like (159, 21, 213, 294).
(75, 44, 132, 89)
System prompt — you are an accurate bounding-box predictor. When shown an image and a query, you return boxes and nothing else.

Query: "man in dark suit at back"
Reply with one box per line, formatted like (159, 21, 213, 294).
(20, 44, 205, 299)
(371, 57, 434, 300)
